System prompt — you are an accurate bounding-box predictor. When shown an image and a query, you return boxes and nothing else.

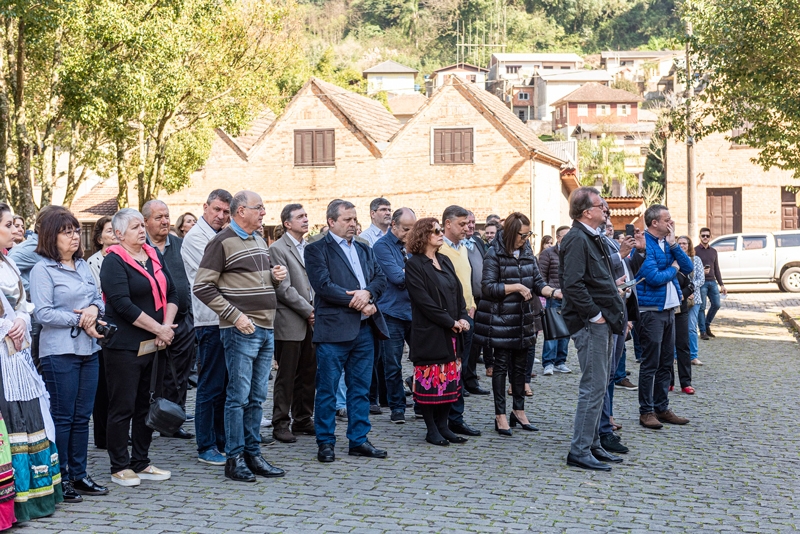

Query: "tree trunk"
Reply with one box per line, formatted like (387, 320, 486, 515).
(116, 139, 128, 209)
(13, 20, 35, 223)
(136, 114, 146, 209)
(0, 23, 9, 203)
(40, 27, 63, 208)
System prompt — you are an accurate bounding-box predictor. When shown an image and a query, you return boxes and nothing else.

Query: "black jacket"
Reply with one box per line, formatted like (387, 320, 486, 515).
(405, 253, 469, 365)
(538, 243, 561, 288)
(474, 234, 546, 350)
(558, 221, 625, 335)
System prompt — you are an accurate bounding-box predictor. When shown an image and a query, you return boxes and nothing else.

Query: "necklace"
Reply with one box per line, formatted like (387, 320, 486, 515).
(122, 245, 148, 266)
(242, 237, 268, 288)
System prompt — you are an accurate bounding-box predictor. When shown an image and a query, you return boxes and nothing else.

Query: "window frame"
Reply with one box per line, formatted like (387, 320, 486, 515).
(577, 104, 588, 117)
(518, 91, 530, 101)
(596, 104, 611, 116)
(294, 129, 336, 168)
(430, 127, 475, 166)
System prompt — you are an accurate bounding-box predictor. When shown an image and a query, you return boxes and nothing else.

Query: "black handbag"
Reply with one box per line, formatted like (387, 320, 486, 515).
(541, 298, 571, 341)
(145, 349, 186, 435)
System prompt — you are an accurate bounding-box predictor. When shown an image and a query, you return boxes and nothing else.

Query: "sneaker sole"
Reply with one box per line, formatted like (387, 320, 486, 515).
(615, 385, 638, 390)
(136, 473, 171, 481)
(198, 458, 226, 466)
(543, 371, 553, 376)
(391, 419, 405, 424)
(111, 477, 141, 487)
(553, 369, 572, 373)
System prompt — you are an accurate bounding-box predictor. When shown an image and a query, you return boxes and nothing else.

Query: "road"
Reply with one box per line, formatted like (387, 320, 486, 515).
(30, 290, 800, 533)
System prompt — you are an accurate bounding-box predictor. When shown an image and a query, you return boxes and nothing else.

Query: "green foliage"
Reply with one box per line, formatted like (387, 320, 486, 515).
(611, 78, 640, 95)
(686, 0, 800, 178)
(578, 136, 637, 194)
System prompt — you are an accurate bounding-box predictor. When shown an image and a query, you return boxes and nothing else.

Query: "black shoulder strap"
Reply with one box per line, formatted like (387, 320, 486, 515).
(149, 348, 180, 403)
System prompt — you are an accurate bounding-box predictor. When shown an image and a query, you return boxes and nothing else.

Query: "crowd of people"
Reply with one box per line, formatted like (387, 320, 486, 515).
(0, 184, 729, 526)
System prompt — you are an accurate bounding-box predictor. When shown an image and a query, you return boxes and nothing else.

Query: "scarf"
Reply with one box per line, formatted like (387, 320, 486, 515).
(106, 244, 168, 311)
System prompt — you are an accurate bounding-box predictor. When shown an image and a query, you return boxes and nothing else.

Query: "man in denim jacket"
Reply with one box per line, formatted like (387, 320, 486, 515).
(636, 205, 694, 429)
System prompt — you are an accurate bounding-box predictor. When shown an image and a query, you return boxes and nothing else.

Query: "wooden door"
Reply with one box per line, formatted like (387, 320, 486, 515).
(781, 187, 799, 230)
(706, 188, 742, 236)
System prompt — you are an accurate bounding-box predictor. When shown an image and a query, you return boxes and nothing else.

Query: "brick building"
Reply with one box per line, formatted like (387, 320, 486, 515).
(552, 83, 644, 137)
(666, 130, 797, 236)
(155, 76, 572, 236)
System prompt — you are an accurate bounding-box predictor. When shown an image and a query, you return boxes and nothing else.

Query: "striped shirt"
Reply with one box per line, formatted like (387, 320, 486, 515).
(193, 224, 280, 329)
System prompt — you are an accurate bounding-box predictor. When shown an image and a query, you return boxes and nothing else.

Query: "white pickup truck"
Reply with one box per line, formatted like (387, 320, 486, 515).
(710, 231, 800, 292)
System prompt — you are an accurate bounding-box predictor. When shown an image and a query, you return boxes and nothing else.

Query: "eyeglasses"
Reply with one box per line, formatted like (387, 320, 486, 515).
(243, 205, 266, 212)
(432, 228, 443, 235)
(61, 228, 80, 238)
(585, 203, 604, 212)
(700, 234, 710, 238)
(518, 231, 534, 238)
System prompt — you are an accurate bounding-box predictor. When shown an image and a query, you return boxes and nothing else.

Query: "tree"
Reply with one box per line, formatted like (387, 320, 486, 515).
(578, 135, 637, 195)
(686, 0, 800, 177)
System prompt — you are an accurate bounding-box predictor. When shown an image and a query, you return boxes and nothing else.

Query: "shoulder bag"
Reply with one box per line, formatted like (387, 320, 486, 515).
(541, 297, 571, 340)
(145, 349, 186, 435)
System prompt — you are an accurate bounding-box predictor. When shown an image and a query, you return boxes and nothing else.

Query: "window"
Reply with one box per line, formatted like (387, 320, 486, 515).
(294, 129, 335, 167)
(468, 75, 476, 83)
(518, 91, 529, 101)
(543, 65, 554, 70)
(561, 66, 570, 70)
(617, 104, 631, 116)
(81, 223, 94, 253)
(742, 236, 767, 250)
(711, 237, 737, 253)
(506, 65, 520, 75)
(577, 104, 588, 117)
(518, 110, 525, 120)
(777, 234, 800, 248)
(555, 108, 560, 120)
(596, 104, 610, 116)
(731, 125, 751, 147)
(432, 128, 474, 165)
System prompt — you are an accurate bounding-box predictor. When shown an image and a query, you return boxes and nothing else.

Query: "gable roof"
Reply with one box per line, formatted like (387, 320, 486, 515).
(552, 82, 644, 106)
(601, 50, 682, 60)
(539, 69, 613, 83)
(215, 109, 276, 159)
(387, 93, 427, 117)
(432, 62, 489, 74)
(71, 180, 119, 220)
(491, 53, 584, 64)
(363, 60, 418, 75)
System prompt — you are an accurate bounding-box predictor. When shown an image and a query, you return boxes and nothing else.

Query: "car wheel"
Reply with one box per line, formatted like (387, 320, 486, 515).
(780, 267, 800, 292)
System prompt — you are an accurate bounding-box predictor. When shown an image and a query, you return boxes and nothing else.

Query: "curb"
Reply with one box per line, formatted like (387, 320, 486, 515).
(780, 309, 800, 337)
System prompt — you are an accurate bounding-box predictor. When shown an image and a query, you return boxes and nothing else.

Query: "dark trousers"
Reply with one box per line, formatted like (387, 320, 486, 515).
(380, 316, 412, 413)
(194, 326, 227, 454)
(671, 309, 692, 388)
(40, 352, 99, 480)
(104, 348, 165, 473)
(273, 328, 316, 430)
(448, 317, 474, 424)
(525, 334, 538, 384)
(492, 348, 527, 415)
(460, 317, 478, 389)
(369, 341, 387, 407)
(93, 350, 109, 448)
(638, 310, 675, 415)
(163, 314, 195, 409)
(31, 321, 42, 372)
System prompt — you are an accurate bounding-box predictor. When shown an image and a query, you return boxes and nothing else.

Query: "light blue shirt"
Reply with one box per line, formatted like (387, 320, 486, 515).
(330, 232, 366, 290)
(229, 219, 256, 240)
(443, 236, 461, 250)
(362, 224, 387, 247)
(8, 234, 42, 293)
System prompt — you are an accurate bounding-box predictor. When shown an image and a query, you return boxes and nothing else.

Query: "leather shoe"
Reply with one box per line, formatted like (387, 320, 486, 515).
(292, 424, 316, 436)
(591, 447, 623, 463)
(369, 404, 382, 415)
(348, 440, 388, 458)
(465, 385, 490, 395)
(600, 433, 629, 454)
(656, 409, 689, 425)
(273, 427, 297, 443)
(639, 412, 663, 429)
(566, 452, 611, 471)
(163, 428, 194, 439)
(244, 453, 285, 478)
(61, 480, 83, 503)
(224, 454, 256, 482)
(449, 422, 481, 436)
(462, 389, 470, 397)
(72, 475, 109, 495)
(318, 443, 335, 463)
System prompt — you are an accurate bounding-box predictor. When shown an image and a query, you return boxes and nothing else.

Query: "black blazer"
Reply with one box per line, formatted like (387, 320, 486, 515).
(405, 253, 469, 365)
(305, 232, 389, 343)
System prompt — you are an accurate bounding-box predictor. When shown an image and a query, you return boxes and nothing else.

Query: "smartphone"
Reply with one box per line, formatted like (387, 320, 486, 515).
(619, 278, 644, 291)
(625, 224, 635, 237)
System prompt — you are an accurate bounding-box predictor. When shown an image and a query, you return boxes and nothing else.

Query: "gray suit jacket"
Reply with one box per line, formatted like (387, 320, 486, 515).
(270, 233, 314, 341)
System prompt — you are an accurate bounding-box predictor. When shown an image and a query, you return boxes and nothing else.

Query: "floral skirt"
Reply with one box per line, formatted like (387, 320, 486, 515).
(413, 360, 461, 405)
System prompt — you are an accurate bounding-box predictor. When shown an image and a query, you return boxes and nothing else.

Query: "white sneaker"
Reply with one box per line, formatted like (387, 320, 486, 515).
(543, 364, 554, 376)
(111, 469, 141, 487)
(554, 363, 572, 373)
(136, 465, 171, 481)
(534, 358, 541, 364)
(261, 416, 272, 427)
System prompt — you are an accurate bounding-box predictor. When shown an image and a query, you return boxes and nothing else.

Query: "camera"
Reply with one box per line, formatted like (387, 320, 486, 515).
(96, 319, 117, 345)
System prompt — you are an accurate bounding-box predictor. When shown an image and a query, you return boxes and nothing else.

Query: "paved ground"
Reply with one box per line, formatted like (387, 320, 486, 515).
(27, 290, 800, 533)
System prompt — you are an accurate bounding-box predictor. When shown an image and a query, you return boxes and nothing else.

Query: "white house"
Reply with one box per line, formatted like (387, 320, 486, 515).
(600, 50, 683, 97)
(533, 69, 613, 121)
(487, 53, 585, 101)
(363, 60, 419, 95)
(427, 63, 488, 94)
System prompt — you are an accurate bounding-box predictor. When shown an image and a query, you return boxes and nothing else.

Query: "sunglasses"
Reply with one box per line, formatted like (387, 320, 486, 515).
(518, 231, 534, 238)
(433, 228, 443, 235)
(700, 234, 710, 238)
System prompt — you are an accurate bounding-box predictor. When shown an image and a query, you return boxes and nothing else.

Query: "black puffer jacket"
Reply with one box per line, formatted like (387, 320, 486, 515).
(537, 243, 560, 288)
(474, 233, 546, 350)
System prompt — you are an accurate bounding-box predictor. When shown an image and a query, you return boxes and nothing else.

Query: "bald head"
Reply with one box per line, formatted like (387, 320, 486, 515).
(390, 207, 417, 243)
(231, 190, 265, 234)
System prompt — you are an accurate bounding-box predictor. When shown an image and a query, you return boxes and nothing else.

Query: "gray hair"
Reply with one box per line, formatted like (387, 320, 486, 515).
(112, 208, 144, 236)
(207, 189, 232, 206)
(568, 186, 600, 220)
(141, 200, 167, 219)
(442, 205, 469, 223)
(327, 199, 355, 222)
(391, 207, 415, 226)
(230, 191, 253, 215)
(645, 204, 668, 227)
(370, 197, 390, 212)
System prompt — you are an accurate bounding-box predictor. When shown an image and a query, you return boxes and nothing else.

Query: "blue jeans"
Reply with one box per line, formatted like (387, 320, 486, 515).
(632, 321, 643, 362)
(40, 353, 99, 480)
(336, 375, 347, 410)
(688, 304, 700, 359)
(315, 323, 375, 448)
(698, 280, 721, 334)
(220, 326, 274, 457)
(381, 316, 412, 413)
(613, 345, 627, 384)
(541, 300, 568, 367)
(194, 326, 227, 454)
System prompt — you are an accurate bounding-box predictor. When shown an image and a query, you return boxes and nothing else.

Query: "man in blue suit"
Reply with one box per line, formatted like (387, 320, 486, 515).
(306, 199, 389, 463)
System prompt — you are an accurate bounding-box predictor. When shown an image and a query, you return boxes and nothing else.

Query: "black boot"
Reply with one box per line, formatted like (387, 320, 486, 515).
(244, 454, 285, 478)
(62, 480, 83, 503)
(225, 453, 256, 482)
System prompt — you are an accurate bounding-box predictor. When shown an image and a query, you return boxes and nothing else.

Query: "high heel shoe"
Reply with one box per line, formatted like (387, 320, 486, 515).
(494, 420, 512, 437)
(509, 412, 539, 432)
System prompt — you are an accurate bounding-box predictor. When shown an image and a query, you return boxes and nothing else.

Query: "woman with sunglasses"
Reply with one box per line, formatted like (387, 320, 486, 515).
(30, 207, 108, 502)
(474, 212, 561, 436)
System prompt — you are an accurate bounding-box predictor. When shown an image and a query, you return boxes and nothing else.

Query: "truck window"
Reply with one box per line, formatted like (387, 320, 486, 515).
(742, 236, 767, 250)
(776, 234, 800, 248)
(712, 237, 737, 252)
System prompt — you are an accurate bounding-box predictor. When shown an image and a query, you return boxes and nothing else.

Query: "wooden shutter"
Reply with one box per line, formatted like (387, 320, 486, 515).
(707, 188, 742, 235)
(294, 129, 335, 167)
(432, 128, 473, 165)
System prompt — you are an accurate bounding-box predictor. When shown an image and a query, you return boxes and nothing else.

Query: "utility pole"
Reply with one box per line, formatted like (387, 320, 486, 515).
(686, 20, 697, 237)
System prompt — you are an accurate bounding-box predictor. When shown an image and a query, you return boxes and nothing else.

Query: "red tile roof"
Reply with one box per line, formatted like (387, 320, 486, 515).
(71, 180, 119, 220)
(552, 82, 644, 106)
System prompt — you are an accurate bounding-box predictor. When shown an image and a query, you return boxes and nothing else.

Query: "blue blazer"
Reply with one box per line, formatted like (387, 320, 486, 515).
(305, 232, 389, 343)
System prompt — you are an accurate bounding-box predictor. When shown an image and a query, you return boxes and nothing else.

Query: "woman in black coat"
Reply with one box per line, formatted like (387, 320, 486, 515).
(474, 213, 561, 436)
(405, 218, 471, 446)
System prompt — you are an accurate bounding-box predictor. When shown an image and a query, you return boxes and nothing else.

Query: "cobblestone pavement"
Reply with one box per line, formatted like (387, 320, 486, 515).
(29, 291, 800, 533)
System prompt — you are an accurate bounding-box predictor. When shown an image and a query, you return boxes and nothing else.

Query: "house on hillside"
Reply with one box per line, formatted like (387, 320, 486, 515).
(487, 53, 585, 103)
(363, 60, 419, 95)
(533, 69, 613, 122)
(666, 130, 797, 236)
(600, 50, 683, 98)
(386, 93, 427, 124)
(427, 63, 488, 94)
